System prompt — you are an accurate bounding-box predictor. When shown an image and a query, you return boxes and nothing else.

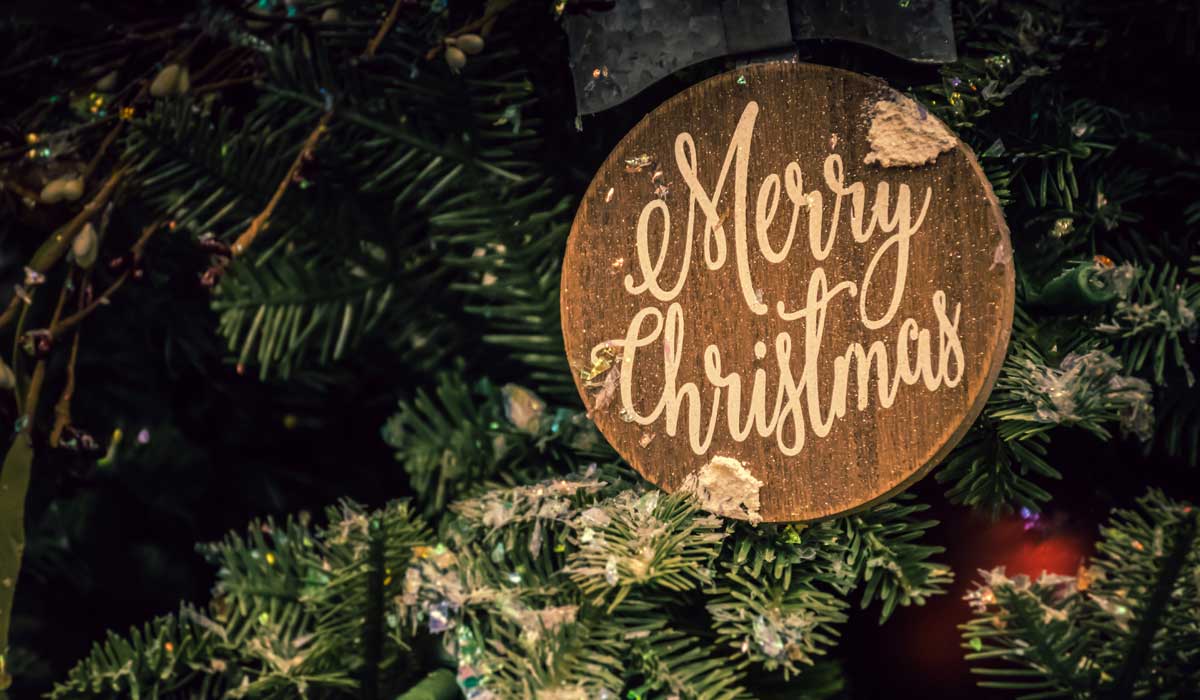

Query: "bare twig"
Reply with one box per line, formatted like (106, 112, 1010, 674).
(188, 46, 244, 85)
(82, 121, 125, 182)
(0, 177, 39, 203)
(423, 0, 516, 61)
(230, 110, 333, 257)
(49, 325, 82, 448)
(48, 218, 165, 340)
(32, 167, 126, 270)
(192, 74, 263, 96)
(0, 258, 71, 688)
(0, 117, 117, 161)
(50, 276, 130, 342)
(19, 280, 71, 425)
(0, 168, 126, 331)
(364, 0, 407, 59)
(228, 0, 410, 260)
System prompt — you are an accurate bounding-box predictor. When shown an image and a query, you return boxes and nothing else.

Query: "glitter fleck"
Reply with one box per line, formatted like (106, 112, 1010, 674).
(604, 556, 619, 585)
(581, 344, 617, 385)
(624, 154, 652, 172)
(1050, 217, 1074, 238)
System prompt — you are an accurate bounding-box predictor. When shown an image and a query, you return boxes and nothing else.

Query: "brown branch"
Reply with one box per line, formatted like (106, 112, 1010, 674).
(48, 277, 70, 327)
(49, 326, 82, 448)
(9, 296, 32, 415)
(3, 290, 31, 336)
(0, 177, 39, 203)
(0, 275, 65, 681)
(174, 33, 206, 66)
(82, 121, 125, 182)
(49, 274, 129, 341)
(225, 1, 402, 260)
(47, 218, 163, 340)
(192, 73, 263, 96)
(0, 37, 137, 80)
(127, 22, 181, 40)
(0, 168, 126, 331)
(188, 46, 243, 85)
(364, 0, 407, 59)
(423, 0, 516, 61)
(79, 45, 167, 182)
(230, 110, 333, 257)
(50, 273, 91, 446)
(17, 281, 70, 428)
(0, 117, 117, 161)
(32, 167, 125, 270)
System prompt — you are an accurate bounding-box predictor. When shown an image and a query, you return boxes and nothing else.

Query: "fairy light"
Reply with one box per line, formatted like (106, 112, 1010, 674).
(87, 92, 106, 115)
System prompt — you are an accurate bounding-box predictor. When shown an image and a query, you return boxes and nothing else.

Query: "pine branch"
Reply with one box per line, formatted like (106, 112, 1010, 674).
(362, 523, 385, 700)
(302, 500, 430, 694)
(963, 490, 1200, 699)
(938, 423, 1058, 514)
(1107, 506, 1198, 698)
(819, 497, 954, 622)
(628, 627, 748, 700)
(939, 299, 1156, 514)
(212, 244, 407, 379)
(564, 490, 727, 611)
(54, 499, 433, 698)
(1097, 263, 1199, 386)
(382, 370, 611, 517)
(708, 569, 846, 680)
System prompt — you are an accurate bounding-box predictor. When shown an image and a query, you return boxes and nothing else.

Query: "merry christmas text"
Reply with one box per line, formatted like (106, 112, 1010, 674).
(597, 100, 965, 456)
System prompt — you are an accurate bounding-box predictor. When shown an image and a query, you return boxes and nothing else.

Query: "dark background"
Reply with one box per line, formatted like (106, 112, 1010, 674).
(2, 1, 1196, 697)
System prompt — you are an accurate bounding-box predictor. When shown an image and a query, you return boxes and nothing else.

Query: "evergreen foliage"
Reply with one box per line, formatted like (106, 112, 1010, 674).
(962, 490, 1199, 699)
(0, 0, 1195, 697)
(51, 468, 952, 699)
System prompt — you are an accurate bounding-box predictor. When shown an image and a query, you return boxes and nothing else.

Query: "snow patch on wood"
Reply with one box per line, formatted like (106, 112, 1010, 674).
(863, 94, 956, 168)
(682, 456, 763, 524)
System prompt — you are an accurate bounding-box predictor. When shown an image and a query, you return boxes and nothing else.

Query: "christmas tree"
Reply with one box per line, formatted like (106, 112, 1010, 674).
(1, 1, 1196, 698)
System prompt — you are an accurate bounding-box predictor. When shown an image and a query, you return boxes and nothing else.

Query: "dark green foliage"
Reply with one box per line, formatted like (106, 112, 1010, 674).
(820, 499, 954, 622)
(53, 503, 435, 699)
(962, 490, 1200, 699)
(915, 0, 1199, 513)
(115, 7, 568, 389)
(1098, 264, 1198, 386)
(938, 423, 1058, 514)
(381, 368, 613, 517)
(2, 0, 1196, 697)
(304, 501, 431, 697)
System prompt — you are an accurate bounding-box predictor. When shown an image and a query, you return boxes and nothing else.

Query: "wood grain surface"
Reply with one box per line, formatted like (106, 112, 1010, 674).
(561, 61, 1013, 522)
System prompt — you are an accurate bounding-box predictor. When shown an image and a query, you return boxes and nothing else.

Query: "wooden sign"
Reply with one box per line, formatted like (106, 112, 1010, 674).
(561, 62, 1013, 523)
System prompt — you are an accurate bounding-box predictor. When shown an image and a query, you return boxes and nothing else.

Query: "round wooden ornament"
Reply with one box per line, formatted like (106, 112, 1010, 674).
(561, 61, 1014, 523)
